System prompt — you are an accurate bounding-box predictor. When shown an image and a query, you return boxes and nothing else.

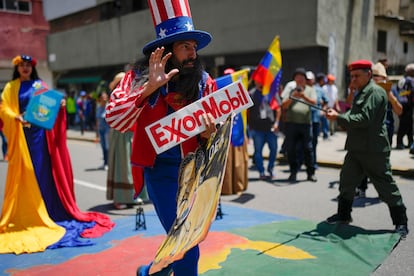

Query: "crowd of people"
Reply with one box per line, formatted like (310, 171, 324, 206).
(248, 60, 414, 187)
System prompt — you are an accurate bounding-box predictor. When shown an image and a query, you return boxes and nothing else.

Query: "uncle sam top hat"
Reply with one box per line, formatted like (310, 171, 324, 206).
(142, 0, 212, 55)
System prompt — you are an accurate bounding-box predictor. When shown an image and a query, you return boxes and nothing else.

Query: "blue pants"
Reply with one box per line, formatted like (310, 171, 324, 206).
(312, 122, 320, 163)
(250, 129, 278, 175)
(320, 116, 329, 138)
(98, 128, 109, 165)
(0, 130, 7, 158)
(142, 159, 199, 276)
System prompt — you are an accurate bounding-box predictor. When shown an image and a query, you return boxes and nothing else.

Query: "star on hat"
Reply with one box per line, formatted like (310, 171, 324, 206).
(143, 0, 212, 55)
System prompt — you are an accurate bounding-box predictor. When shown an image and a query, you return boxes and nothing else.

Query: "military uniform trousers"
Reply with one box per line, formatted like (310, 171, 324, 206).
(340, 151, 405, 208)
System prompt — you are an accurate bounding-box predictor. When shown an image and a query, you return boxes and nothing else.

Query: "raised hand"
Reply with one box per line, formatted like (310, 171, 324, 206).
(146, 47, 179, 92)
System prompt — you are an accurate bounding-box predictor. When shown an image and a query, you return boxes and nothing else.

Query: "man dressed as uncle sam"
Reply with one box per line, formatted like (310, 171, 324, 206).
(105, 0, 218, 275)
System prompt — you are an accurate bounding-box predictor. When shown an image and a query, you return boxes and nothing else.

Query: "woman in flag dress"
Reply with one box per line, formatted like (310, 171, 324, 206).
(0, 55, 114, 254)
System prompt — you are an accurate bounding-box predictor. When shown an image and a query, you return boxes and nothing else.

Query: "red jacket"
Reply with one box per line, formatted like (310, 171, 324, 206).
(106, 70, 217, 168)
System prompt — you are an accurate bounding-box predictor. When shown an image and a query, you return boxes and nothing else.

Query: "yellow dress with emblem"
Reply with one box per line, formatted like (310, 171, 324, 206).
(0, 79, 65, 254)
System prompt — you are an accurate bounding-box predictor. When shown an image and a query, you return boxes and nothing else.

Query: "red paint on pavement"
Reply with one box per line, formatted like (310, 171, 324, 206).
(7, 232, 246, 275)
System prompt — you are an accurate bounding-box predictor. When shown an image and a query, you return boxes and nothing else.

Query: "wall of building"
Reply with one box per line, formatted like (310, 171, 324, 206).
(374, 18, 414, 70)
(47, 0, 414, 97)
(47, 0, 328, 71)
(42, 0, 99, 21)
(0, 1, 49, 60)
(196, 0, 319, 55)
(47, 9, 152, 72)
(0, 0, 52, 87)
(316, 0, 375, 94)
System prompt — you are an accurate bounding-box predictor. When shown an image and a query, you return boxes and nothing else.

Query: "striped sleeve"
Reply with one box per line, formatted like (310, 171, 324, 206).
(105, 71, 145, 132)
(204, 74, 217, 96)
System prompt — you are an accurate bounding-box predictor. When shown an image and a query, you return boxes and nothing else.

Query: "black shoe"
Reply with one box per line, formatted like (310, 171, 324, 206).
(395, 224, 409, 239)
(266, 169, 275, 180)
(326, 214, 352, 224)
(307, 174, 317, 182)
(288, 173, 297, 183)
(396, 144, 405, 150)
(355, 188, 366, 198)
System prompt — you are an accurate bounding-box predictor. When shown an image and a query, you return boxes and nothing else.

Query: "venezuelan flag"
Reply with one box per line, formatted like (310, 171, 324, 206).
(215, 68, 250, 91)
(251, 36, 282, 98)
(215, 69, 250, 146)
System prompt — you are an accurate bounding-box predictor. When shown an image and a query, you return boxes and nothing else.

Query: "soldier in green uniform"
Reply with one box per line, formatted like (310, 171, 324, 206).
(325, 59, 409, 238)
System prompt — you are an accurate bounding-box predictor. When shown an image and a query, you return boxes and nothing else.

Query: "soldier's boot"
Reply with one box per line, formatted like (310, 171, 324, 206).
(389, 205, 409, 238)
(326, 197, 353, 224)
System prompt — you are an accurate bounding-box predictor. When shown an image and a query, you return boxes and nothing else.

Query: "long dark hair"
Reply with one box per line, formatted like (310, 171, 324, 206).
(12, 65, 40, 80)
(133, 43, 204, 102)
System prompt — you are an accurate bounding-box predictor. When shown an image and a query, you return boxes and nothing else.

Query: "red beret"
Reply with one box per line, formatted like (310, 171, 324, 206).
(348, 60, 372, 71)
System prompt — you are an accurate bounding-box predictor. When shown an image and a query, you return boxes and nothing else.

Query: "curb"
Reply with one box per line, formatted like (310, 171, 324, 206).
(276, 156, 414, 178)
(67, 136, 96, 143)
(66, 135, 414, 178)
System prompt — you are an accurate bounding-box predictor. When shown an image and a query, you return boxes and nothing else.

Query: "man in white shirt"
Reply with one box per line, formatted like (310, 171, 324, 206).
(323, 74, 340, 135)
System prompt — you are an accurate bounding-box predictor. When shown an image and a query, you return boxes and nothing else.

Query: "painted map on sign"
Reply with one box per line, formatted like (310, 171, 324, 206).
(149, 115, 233, 274)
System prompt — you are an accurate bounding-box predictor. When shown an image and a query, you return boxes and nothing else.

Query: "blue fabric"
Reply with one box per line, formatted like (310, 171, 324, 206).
(19, 80, 95, 248)
(144, 158, 199, 276)
(311, 86, 328, 123)
(250, 129, 278, 175)
(385, 88, 399, 144)
(48, 220, 95, 249)
(215, 74, 233, 89)
(0, 130, 7, 157)
(320, 115, 329, 138)
(231, 113, 244, 146)
(215, 74, 245, 146)
(96, 105, 109, 165)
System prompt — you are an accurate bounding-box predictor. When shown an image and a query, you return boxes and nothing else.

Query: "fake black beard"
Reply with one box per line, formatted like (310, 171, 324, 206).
(166, 57, 203, 102)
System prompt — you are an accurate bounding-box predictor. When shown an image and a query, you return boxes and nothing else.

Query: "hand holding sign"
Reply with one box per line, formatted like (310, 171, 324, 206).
(145, 81, 253, 154)
(199, 113, 217, 139)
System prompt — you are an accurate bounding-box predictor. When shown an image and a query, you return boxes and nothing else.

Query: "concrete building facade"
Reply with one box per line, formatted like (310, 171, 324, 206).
(43, 0, 414, 97)
(0, 0, 52, 89)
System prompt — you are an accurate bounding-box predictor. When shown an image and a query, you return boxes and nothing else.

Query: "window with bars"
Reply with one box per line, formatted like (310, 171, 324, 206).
(0, 0, 31, 14)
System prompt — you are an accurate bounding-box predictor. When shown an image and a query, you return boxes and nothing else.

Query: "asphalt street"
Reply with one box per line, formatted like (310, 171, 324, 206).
(0, 130, 413, 275)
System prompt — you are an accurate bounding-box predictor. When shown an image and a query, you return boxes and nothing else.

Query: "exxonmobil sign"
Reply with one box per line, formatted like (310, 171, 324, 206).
(145, 81, 253, 154)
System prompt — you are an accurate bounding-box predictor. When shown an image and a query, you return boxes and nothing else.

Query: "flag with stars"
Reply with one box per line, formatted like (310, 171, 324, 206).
(215, 69, 250, 146)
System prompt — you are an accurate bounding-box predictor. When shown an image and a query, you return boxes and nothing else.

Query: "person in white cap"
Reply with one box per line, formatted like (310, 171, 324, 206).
(105, 0, 217, 275)
(306, 71, 328, 167)
(372, 62, 402, 146)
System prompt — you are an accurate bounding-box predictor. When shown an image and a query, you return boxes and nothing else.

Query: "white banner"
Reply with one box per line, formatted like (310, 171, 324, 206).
(145, 80, 253, 154)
